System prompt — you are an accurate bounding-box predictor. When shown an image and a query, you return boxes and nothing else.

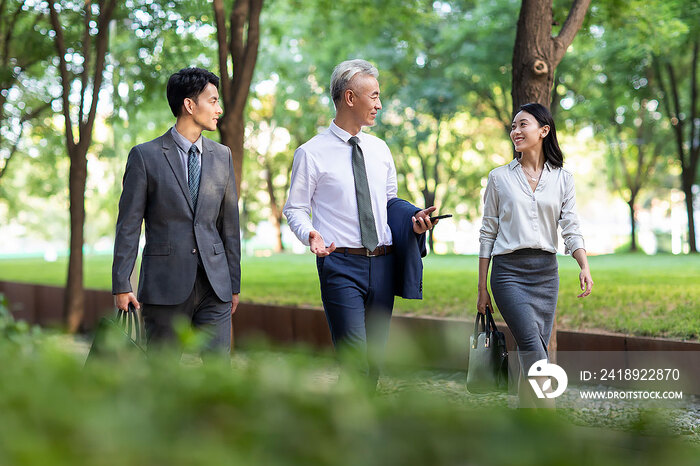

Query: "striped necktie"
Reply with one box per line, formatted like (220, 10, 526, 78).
(348, 136, 379, 251)
(187, 144, 201, 209)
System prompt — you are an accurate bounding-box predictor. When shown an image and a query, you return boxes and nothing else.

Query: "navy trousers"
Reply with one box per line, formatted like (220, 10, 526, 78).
(316, 251, 395, 380)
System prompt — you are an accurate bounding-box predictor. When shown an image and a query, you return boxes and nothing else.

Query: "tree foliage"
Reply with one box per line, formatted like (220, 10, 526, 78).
(0, 0, 698, 306)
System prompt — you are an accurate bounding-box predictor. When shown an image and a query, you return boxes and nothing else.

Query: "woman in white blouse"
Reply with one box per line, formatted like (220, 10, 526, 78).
(477, 103, 593, 407)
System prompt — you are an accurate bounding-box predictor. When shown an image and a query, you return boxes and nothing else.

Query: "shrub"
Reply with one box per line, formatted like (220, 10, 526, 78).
(0, 335, 698, 465)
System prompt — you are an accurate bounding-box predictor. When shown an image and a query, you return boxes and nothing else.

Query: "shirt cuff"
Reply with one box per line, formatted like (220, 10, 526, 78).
(299, 226, 312, 246)
(565, 236, 585, 255)
(479, 240, 494, 259)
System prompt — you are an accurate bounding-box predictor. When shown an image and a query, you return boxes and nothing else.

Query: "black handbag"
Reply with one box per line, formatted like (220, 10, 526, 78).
(466, 305, 508, 393)
(85, 303, 146, 364)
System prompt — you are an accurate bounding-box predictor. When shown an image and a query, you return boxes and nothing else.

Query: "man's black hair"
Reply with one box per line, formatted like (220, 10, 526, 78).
(166, 67, 220, 117)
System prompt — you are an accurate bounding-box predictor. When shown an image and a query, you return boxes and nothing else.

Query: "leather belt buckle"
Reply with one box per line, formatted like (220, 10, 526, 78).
(366, 248, 377, 257)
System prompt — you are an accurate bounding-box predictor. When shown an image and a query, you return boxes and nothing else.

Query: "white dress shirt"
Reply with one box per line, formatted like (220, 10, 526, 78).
(283, 121, 398, 247)
(479, 157, 585, 258)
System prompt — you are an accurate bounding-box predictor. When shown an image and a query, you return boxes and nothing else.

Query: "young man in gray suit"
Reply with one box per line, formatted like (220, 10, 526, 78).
(112, 67, 241, 353)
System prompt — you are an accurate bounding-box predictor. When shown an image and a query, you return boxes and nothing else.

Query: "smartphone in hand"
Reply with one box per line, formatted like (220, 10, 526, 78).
(428, 214, 452, 223)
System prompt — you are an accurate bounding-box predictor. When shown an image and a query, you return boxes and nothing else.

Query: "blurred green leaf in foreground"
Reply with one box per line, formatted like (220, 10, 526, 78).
(0, 306, 698, 466)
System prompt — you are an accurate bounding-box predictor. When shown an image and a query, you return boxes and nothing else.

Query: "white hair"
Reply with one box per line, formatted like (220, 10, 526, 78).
(330, 59, 379, 105)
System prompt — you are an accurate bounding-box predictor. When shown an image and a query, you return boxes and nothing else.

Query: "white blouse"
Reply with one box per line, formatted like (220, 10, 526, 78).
(479, 158, 585, 258)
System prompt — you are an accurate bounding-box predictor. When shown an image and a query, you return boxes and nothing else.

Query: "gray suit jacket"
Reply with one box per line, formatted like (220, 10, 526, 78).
(112, 130, 241, 305)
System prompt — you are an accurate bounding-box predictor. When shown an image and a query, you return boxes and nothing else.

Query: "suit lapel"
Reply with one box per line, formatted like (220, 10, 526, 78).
(162, 131, 194, 213)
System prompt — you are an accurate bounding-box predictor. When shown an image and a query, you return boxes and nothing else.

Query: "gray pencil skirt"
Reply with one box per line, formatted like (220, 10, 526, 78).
(490, 249, 559, 374)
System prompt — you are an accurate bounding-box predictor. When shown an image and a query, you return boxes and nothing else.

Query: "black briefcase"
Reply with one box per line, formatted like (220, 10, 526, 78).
(85, 303, 146, 364)
(466, 305, 508, 393)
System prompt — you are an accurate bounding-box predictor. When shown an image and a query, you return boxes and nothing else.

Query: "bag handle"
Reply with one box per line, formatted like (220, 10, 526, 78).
(129, 303, 142, 344)
(115, 303, 142, 344)
(472, 305, 501, 348)
(483, 304, 498, 347)
(485, 305, 500, 333)
(471, 310, 486, 349)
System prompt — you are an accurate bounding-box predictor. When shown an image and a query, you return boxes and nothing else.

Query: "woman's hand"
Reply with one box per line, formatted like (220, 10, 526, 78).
(572, 248, 593, 298)
(578, 267, 593, 298)
(477, 288, 493, 315)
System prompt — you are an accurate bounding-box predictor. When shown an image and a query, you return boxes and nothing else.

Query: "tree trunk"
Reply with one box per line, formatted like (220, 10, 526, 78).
(263, 161, 284, 253)
(218, 113, 245, 197)
(511, 0, 591, 113)
(627, 198, 637, 252)
(273, 214, 284, 253)
(682, 173, 698, 253)
(65, 149, 87, 332)
(213, 0, 264, 197)
(512, 0, 554, 110)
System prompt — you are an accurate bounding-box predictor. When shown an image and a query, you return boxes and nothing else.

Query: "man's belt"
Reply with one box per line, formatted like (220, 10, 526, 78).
(334, 245, 394, 257)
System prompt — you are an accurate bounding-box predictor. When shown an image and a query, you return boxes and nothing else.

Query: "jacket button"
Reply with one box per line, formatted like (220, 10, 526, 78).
(191, 248, 197, 254)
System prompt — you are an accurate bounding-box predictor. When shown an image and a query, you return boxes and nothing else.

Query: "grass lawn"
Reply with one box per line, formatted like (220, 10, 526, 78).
(0, 253, 698, 340)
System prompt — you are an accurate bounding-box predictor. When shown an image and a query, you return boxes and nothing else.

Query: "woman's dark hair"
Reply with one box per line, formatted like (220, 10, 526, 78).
(166, 67, 220, 117)
(516, 102, 564, 168)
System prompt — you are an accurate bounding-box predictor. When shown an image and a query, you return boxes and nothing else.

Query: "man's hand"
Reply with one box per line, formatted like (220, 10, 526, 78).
(231, 293, 240, 314)
(115, 292, 140, 311)
(309, 230, 336, 257)
(412, 206, 438, 234)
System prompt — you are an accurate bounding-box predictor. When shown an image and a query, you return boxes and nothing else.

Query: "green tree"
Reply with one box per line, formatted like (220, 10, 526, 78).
(433, 0, 520, 134)
(654, 38, 700, 253)
(244, 13, 330, 250)
(560, 13, 670, 252)
(45, 0, 119, 332)
(584, 0, 700, 253)
(0, 1, 54, 182)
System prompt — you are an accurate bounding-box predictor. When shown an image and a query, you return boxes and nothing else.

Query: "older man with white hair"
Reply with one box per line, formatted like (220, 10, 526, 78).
(284, 59, 437, 382)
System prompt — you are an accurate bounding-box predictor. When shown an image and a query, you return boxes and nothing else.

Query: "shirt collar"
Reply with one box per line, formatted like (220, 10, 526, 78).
(509, 156, 553, 171)
(329, 120, 362, 144)
(171, 126, 203, 155)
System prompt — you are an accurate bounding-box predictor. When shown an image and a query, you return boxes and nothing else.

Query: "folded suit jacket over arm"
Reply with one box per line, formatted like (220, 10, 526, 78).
(387, 198, 427, 299)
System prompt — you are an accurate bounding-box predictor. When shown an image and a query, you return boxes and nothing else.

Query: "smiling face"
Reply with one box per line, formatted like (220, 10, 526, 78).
(510, 110, 549, 152)
(185, 83, 223, 132)
(347, 74, 382, 128)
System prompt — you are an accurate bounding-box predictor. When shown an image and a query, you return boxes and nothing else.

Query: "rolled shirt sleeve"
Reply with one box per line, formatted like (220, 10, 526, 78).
(479, 172, 499, 258)
(559, 172, 585, 255)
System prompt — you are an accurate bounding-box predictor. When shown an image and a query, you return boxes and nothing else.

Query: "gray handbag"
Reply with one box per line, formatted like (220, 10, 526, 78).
(467, 305, 508, 393)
